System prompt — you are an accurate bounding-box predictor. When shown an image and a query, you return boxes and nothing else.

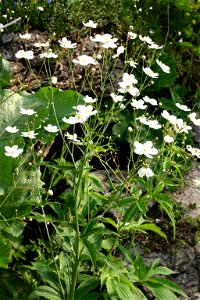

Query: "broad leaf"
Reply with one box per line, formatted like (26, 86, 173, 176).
(28, 285, 62, 300)
(0, 56, 11, 88)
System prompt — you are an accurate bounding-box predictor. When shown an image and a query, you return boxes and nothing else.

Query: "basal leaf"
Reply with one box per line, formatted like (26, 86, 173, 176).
(0, 56, 11, 88)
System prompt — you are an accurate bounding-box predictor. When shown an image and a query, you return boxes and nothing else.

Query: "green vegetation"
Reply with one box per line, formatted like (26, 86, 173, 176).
(0, 0, 199, 299)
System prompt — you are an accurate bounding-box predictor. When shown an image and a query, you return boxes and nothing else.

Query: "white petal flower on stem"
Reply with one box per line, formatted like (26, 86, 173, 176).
(19, 33, 31, 40)
(131, 99, 147, 110)
(73, 55, 98, 66)
(21, 131, 38, 139)
(83, 20, 97, 28)
(148, 43, 163, 49)
(139, 35, 154, 45)
(176, 103, 191, 111)
(143, 67, 159, 78)
(15, 50, 34, 60)
(59, 37, 77, 49)
(186, 145, 200, 158)
(137, 167, 154, 178)
(164, 135, 174, 143)
(161, 110, 177, 125)
(44, 124, 59, 133)
(65, 132, 80, 142)
(39, 50, 58, 59)
(110, 93, 124, 103)
(51, 76, 57, 84)
(147, 119, 162, 129)
(20, 108, 36, 115)
(102, 39, 118, 49)
(83, 95, 97, 103)
(62, 116, 81, 124)
(127, 86, 140, 97)
(134, 141, 158, 158)
(127, 32, 137, 39)
(143, 96, 157, 106)
(156, 59, 170, 73)
(174, 119, 192, 133)
(91, 33, 117, 45)
(112, 46, 125, 58)
(63, 105, 97, 124)
(34, 41, 49, 48)
(5, 145, 23, 158)
(126, 60, 138, 68)
(188, 112, 200, 126)
(75, 105, 97, 122)
(5, 126, 19, 133)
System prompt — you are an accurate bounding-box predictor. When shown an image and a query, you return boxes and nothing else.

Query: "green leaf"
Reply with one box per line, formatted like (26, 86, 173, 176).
(178, 41, 194, 48)
(0, 237, 12, 268)
(82, 238, 97, 270)
(3, 220, 26, 237)
(153, 193, 175, 237)
(137, 223, 167, 240)
(28, 285, 62, 300)
(0, 56, 11, 88)
(115, 281, 135, 300)
(147, 278, 188, 297)
(75, 278, 100, 299)
(145, 282, 180, 300)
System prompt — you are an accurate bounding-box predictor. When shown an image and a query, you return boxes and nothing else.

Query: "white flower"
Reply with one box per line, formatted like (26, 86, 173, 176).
(148, 43, 163, 49)
(83, 95, 97, 103)
(34, 41, 49, 48)
(110, 93, 124, 103)
(134, 141, 158, 158)
(19, 33, 31, 40)
(63, 105, 97, 124)
(139, 35, 154, 45)
(20, 108, 36, 115)
(51, 76, 57, 84)
(186, 145, 200, 158)
(176, 103, 191, 111)
(143, 67, 159, 78)
(127, 32, 137, 39)
(91, 33, 117, 44)
(137, 167, 154, 178)
(119, 103, 125, 110)
(156, 59, 170, 73)
(59, 37, 77, 49)
(128, 127, 133, 132)
(73, 55, 98, 66)
(65, 132, 80, 142)
(83, 20, 97, 28)
(118, 73, 138, 93)
(143, 96, 157, 106)
(146, 119, 162, 129)
(37, 6, 44, 11)
(164, 135, 174, 143)
(5, 126, 19, 133)
(44, 124, 59, 133)
(75, 105, 97, 122)
(47, 189, 53, 196)
(131, 99, 147, 110)
(188, 112, 200, 126)
(127, 86, 140, 97)
(5, 145, 23, 158)
(174, 119, 192, 133)
(62, 116, 81, 124)
(39, 50, 58, 59)
(102, 39, 118, 49)
(161, 110, 177, 125)
(21, 131, 38, 139)
(137, 116, 148, 125)
(15, 50, 34, 60)
(112, 46, 125, 58)
(126, 60, 138, 68)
